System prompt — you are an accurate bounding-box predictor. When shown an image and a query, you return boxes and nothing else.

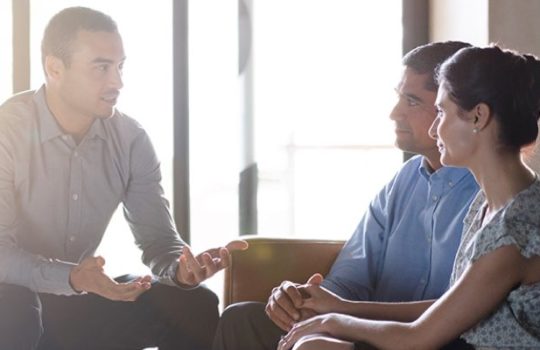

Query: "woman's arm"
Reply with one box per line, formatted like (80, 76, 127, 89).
(300, 281, 434, 322)
(283, 245, 527, 350)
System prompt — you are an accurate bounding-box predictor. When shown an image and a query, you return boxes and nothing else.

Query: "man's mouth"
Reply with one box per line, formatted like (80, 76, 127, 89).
(101, 93, 119, 105)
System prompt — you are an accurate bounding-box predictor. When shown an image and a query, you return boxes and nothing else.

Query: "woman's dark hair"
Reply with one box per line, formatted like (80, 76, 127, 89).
(41, 7, 118, 67)
(437, 45, 540, 150)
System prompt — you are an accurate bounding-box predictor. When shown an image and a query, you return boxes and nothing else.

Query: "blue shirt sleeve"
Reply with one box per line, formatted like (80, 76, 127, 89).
(321, 156, 479, 302)
(321, 178, 390, 300)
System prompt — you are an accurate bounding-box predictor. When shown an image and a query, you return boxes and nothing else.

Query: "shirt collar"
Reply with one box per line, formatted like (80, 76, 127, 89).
(418, 156, 472, 186)
(85, 117, 108, 141)
(34, 85, 109, 143)
(34, 86, 63, 143)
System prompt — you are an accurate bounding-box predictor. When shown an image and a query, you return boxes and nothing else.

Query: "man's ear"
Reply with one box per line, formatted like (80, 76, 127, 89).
(473, 102, 491, 131)
(44, 55, 65, 82)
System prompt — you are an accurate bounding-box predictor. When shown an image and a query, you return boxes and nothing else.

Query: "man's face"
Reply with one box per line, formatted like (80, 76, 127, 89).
(54, 30, 125, 120)
(389, 67, 439, 158)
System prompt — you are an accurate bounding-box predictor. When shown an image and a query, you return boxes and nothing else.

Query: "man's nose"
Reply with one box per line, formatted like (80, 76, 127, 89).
(389, 100, 405, 121)
(110, 68, 124, 90)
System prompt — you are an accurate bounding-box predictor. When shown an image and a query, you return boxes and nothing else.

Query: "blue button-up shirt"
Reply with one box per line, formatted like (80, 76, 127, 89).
(322, 155, 479, 301)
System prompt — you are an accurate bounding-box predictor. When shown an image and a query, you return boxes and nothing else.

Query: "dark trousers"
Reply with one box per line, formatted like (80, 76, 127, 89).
(212, 301, 475, 350)
(0, 278, 219, 350)
(212, 302, 284, 350)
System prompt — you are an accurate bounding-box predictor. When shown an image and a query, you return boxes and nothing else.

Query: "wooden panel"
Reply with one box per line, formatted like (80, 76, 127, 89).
(223, 236, 344, 307)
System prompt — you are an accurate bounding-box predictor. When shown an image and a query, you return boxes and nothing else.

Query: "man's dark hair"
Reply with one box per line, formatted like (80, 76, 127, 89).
(41, 7, 118, 67)
(402, 41, 471, 91)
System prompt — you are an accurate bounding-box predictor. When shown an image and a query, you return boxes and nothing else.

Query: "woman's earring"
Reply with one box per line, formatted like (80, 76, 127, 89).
(473, 127, 479, 133)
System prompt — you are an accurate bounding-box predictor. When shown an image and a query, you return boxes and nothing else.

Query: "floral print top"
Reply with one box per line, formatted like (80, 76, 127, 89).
(450, 178, 540, 348)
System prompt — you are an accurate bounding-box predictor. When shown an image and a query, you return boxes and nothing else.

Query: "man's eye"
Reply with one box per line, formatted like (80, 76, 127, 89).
(97, 65, 109, 72)
(407, 97, 420, 107)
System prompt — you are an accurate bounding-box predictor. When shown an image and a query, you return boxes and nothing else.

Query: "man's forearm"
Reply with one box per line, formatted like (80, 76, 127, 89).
(0, 245, 77, 295)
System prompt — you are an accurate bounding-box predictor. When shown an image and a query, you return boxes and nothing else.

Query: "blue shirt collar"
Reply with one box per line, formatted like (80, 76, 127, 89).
(418, 156, 472, 187)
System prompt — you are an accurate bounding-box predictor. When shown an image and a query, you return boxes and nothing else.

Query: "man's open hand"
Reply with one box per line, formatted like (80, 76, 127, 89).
(175, 240, 249, 286)
(69, 256, 152, 301)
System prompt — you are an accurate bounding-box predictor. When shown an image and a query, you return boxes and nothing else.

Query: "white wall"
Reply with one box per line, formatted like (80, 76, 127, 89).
(430, 0, 540, 56)
(489, 0, 540, 56)
(430, 0, 488, 46)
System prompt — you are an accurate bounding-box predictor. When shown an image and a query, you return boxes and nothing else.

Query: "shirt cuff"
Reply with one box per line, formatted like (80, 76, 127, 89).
(158, 259, 199, 290)
(35, 259, 80, 295)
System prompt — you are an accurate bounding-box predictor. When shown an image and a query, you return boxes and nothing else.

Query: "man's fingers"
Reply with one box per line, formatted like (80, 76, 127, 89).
(218, 247, 230, 269)
(225, 240, 248, 252)
(306, 273, 323, 285)
(186, 251, 206, 282)
(79, 255, 105, 269)
(281, 282, 304, 308)
(265, 297, 294, 331)
(177, 254, 195, 285)
(107, 281, 150, 301)
(95, 256, 106, 267)
(130, 275, 153, 289)
(176, 241, 248, 285)
(201, 253, 218, 278)
(178, 247, 206, 284)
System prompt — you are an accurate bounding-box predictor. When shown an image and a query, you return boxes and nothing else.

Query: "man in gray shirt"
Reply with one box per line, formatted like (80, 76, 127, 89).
(0, 7, 246, 350)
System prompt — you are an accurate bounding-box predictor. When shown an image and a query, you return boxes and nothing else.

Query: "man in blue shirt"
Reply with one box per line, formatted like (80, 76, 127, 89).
(212, 41, 479, 350)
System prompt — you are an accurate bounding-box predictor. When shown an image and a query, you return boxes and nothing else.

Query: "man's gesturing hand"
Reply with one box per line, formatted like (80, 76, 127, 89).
(175, 240, 249, 287)
(69, 256, 152, 301)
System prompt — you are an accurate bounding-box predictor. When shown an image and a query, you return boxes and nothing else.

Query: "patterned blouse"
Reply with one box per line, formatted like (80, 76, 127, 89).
(450, 178, 540, 348)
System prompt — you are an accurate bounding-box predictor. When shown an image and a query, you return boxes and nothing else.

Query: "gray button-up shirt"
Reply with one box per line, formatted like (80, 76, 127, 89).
(0, 87, 185, 295)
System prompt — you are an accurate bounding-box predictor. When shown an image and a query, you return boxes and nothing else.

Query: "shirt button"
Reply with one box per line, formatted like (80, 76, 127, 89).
(72, 193, 79, 201)
(432, 195, 438, 201)
(420, 279, 426, 284)
(73, 151, 79, 157)
(69, 236, 76, 242)
(62, 135, 69, 141)
(448, 181, 454, 187)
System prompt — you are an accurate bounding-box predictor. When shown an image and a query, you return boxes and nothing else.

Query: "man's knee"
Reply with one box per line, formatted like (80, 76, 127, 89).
(293, 336, 355, 350)
(221, 301, 266, 326)
(143, 283, 218, 316)
(140, 284, 219, 349)
(0, 284, 43, 350)
(213, 302, 283, 350)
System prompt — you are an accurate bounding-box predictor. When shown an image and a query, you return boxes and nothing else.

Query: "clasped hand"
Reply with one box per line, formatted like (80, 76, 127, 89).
(265, 273, 345, 331)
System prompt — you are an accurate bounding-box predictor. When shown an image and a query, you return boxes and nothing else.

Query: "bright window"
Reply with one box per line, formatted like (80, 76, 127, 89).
(253, 1, 403, 239)
(189, 0, 404, 251)
(0, 0, 12, 102)
(188, 1, 403, 301)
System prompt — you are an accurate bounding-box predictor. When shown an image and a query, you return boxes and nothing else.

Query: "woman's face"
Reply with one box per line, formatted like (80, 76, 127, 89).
(429, 83, 477, 167)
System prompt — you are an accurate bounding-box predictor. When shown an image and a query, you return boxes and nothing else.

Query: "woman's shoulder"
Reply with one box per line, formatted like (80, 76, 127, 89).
(478, 179, 540, 260)
(504, 178, 540, 232)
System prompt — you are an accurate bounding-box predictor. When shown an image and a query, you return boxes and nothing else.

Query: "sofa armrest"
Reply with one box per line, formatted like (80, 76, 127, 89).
(223, 235, 345, 307)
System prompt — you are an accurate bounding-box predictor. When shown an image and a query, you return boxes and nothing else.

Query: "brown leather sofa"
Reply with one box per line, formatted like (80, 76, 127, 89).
(223, 235, 345, 307)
